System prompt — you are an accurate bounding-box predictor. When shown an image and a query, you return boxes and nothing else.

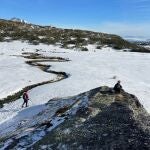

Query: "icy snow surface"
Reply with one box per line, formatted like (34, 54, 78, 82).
(0, 41, 150, 136)
(0, 41, 57, 99)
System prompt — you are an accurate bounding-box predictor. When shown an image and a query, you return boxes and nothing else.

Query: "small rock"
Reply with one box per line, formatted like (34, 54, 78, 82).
(103, 133, 108, 137)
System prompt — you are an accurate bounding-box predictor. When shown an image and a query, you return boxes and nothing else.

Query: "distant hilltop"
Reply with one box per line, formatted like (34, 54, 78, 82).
(124, 36, 150, 42)
(10, 17, 28, 24)
(124, 36, 150, 47)
(0, 18, 150, 53)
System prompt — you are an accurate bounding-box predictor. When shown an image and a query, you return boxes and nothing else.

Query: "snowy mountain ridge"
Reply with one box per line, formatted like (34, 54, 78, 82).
(0, 18, 150, 53)
(10, 17, 28, 24)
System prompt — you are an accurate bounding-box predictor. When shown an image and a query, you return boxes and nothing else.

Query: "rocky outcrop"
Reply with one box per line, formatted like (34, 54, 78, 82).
(0, 87, 149, 150)
(32, 87, 150, 150)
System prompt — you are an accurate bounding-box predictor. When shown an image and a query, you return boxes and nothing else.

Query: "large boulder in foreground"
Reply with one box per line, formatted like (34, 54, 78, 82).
(32, 87, 150, 150)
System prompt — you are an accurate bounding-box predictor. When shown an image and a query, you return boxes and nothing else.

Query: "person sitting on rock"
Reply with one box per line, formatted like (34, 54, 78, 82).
(113, 80, 122, 93)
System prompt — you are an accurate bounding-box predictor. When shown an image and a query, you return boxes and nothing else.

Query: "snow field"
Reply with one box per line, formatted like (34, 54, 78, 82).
(0, 40, 150, 138)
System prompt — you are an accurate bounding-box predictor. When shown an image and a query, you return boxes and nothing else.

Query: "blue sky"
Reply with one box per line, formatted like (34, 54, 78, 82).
(0, 0, 150, 38)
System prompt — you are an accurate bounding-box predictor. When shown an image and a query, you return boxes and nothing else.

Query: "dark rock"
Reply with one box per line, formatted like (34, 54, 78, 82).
(40, 120, 53, 128)
(32, 87, 150, 150)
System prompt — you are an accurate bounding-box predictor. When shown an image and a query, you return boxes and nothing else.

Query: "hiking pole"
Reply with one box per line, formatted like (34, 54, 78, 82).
(29, 99, 33, 106)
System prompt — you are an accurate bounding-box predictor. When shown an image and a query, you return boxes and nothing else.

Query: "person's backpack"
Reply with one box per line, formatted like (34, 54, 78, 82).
(23, 92, 28, 100)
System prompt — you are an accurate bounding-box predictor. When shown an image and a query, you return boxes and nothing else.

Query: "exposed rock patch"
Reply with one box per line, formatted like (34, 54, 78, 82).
(0, 87, 149, 149)
(32, 87, 150, 150)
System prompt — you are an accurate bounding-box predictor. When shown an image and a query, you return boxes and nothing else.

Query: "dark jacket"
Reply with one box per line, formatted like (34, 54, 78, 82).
(113, 83, 122, 93)
(23, 92, 29, 100)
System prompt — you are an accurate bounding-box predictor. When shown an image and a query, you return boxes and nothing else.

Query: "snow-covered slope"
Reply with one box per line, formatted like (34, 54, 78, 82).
(0, 86, 149, 149)
(0, 41, 57, 99)
(0, 40, 150, 141)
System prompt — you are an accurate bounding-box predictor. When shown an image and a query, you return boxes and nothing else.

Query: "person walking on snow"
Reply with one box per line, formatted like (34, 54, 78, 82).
(22, 91, 29, 108)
